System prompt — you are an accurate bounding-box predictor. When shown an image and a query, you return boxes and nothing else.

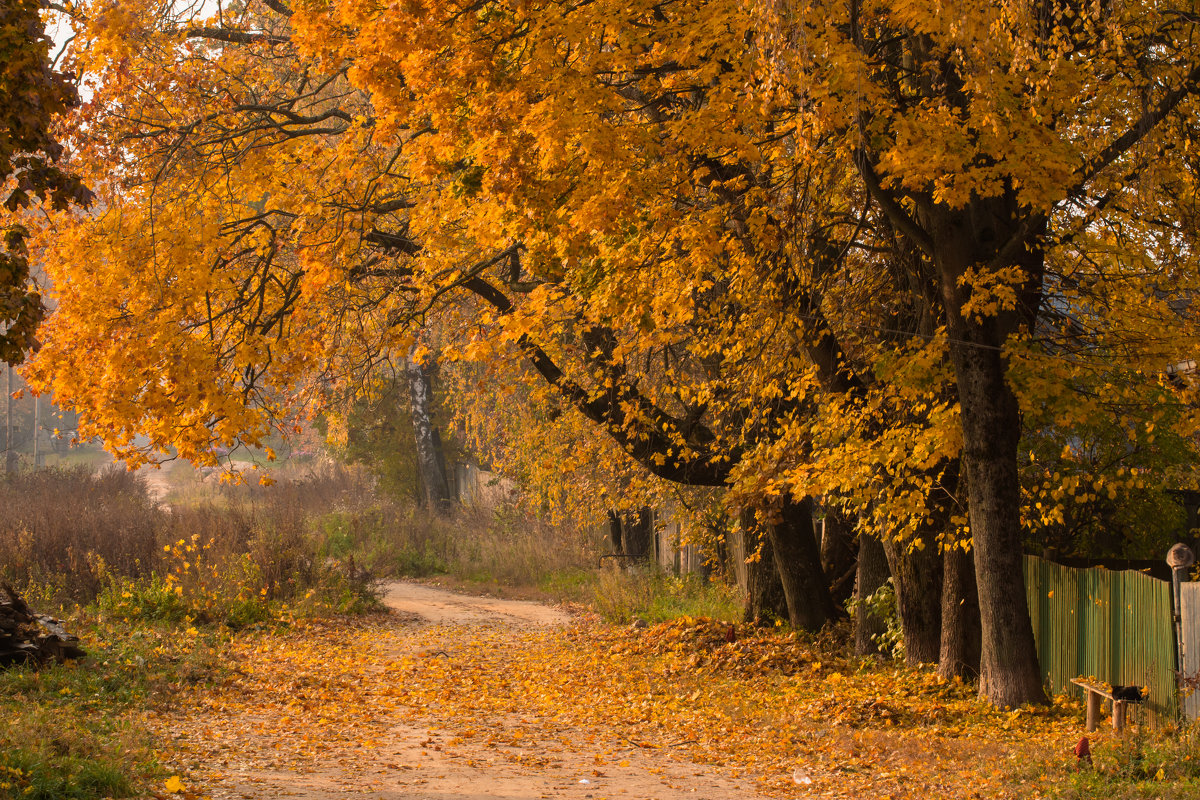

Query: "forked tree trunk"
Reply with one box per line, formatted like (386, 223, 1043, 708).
(765, 497, 837, 631)
(855, 532, 890, 656)
(932, 201, 1046, 706)
(405, 356, 451, 511)
(939, 545, 982, 680)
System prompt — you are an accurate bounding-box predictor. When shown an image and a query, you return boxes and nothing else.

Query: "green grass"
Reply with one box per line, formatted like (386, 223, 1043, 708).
(1044, 726, 1200, 799)
(0, 613, 228, 800)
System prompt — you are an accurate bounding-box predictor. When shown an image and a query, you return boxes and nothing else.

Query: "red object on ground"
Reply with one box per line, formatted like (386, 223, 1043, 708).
(1074, 736, 1093, 767)
(725, 624, 736, 643)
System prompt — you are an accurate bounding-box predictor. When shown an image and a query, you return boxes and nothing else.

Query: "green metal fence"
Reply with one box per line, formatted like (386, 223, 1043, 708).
(1024, 555, 1177, 724)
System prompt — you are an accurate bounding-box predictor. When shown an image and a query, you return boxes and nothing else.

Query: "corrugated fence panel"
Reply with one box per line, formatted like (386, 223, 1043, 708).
(1180, 582, 1200, 721)
(1024, 556, 1177, 725)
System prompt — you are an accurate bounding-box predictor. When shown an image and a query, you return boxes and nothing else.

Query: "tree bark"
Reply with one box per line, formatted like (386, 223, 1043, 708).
(855, 532, 890, 656)
(939, 545, 982, 680)
(948, 335, 1045, 704)
(881, 536, 943, 664)
(931, 203, 1047, 706)
(739, 508, 789, 623)
(821, 504, 858, 608)
(765, 497, 838, 631)
(405, 355, 451, 511)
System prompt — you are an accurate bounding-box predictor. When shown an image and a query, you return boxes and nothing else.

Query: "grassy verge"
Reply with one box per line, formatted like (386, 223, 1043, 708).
(0, 613, 228, 800)
(581, 567, 745, 623)
(1042, 726, 1200, 799)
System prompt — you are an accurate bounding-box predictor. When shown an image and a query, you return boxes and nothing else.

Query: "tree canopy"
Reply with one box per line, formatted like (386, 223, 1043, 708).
(25, 0, 1200, 705)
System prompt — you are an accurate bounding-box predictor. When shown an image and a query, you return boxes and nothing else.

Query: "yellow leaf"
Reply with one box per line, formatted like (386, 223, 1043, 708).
(164, 775, 186, 794)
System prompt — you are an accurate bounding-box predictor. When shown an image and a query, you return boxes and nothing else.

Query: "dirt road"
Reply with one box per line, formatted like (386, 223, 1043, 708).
(156, 582, 762, 800)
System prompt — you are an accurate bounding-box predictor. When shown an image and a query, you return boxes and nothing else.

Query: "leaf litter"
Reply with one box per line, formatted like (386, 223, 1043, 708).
(144, 583, 1085, 799)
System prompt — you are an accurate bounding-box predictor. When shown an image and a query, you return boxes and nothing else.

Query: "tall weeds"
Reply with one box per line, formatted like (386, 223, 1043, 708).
(0, 466, 378, 622)
(0, 464, 598, 621)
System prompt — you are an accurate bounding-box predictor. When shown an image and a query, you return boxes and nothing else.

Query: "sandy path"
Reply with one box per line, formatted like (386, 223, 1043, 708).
(162, 582, 763, 800)
(381, 582, 573, 627)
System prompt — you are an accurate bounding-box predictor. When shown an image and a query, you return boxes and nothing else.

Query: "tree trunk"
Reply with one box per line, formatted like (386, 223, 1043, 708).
(739, 508, 789, 623)
(405, 355, 451, 511)
(5, 367, 14, 475)
(855, 532, 890, 656)
(765, 497, 837, 631)
(939, 545, 982, 680)
(932, 202, 1046, 706)
(606, 510, 625, 554)
(623, 508, 654, 559)
(881, 536, 943, 664)
(821, 504, 858, 608)
(31, 395, 40, 469)
(949, 336, 1045, 704)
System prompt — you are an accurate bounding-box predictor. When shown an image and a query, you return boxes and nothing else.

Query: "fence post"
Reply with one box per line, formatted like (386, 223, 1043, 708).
(1168, 543, 1195, 713)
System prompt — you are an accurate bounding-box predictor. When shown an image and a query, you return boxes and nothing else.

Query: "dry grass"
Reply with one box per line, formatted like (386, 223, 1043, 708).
(0, 463, 600, 620)
(0, 467, 163, 602)
(0, 465, 378, 621)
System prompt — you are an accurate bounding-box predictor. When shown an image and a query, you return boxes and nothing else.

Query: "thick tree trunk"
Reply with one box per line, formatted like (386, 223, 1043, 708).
(855, 532, 890, 656)
(738, 508, 789, 623)
(881, 536, 943, 664)
(949, 337, 1045, 704)
(939, 545, 982, 680)
(765, 497, 837, 631)
(923, 199, 1046, 707)
(405, 356, 451, 511)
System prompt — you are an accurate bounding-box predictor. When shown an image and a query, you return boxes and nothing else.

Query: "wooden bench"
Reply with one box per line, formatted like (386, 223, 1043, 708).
(1070, 679, 1143, 732)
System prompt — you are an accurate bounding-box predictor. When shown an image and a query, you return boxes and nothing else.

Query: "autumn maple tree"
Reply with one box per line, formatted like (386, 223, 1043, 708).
(26, 0, 1200, 708)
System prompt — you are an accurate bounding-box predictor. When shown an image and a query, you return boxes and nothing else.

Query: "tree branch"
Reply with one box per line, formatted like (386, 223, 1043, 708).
(184, 27, 291, 46)
(1068, 61, 1200, 197)
(854, 150, 934, 257)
